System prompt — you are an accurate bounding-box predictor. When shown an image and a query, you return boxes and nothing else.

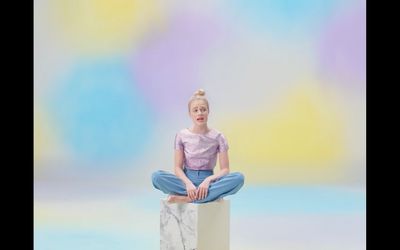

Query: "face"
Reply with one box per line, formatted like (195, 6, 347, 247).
(189, 99, 209, 126)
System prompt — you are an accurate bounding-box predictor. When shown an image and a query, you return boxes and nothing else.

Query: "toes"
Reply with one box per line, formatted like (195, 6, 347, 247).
(167, 195, 173, 202)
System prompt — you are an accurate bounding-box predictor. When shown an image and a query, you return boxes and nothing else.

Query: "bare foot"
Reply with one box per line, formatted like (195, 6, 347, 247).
(167, 195, 191, 203)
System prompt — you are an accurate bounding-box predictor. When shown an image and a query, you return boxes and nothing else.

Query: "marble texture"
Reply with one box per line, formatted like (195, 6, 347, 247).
(160, 199, 230, 250)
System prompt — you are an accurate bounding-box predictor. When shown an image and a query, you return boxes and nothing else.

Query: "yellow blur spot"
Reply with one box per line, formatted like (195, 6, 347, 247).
(218, 82, 348, 184)
(34, 107, 64, 170)
(51, 0, 164, 54)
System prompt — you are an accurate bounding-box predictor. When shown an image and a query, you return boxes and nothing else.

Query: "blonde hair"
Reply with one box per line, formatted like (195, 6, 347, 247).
(188, 89, 209, 112)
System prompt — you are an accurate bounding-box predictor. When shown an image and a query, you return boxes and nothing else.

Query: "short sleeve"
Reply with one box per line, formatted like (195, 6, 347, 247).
(174, 133, 184, 150)
(217, 133, 229, 153)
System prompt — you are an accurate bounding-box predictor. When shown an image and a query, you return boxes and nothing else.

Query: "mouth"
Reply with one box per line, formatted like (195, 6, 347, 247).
(196, 117, 205, 122)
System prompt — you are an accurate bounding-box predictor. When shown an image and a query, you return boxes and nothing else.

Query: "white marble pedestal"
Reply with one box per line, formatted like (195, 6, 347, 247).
(160, 199, 230, 250)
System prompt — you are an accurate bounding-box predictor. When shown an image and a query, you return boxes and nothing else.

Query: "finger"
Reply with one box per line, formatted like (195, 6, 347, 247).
(193, 190, 197, 200)
(200, 188, 204, 200)
(188, 191, 193, 200)
(190, 191, 196, 200)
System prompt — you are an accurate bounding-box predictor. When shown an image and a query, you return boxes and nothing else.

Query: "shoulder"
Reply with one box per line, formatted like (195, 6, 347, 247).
(176, 128, 190, 137)
(179, 128, 190, 134)
(208, 128, 226, 139)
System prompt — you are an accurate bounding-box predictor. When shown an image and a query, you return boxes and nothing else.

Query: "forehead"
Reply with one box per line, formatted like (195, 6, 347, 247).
(190, 99, 208, 108)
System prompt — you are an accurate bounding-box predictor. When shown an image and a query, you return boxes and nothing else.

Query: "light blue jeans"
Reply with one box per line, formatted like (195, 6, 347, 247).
(151, 168, 244, 203)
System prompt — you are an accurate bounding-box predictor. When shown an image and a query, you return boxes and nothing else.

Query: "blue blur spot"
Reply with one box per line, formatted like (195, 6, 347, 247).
(34, 228, 158, 250)
(232, 0, 342, 34)
(229, 185, 366, 215)
(49, 58, 154, 166)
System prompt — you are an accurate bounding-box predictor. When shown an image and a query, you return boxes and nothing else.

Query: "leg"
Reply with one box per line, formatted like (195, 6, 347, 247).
(194, 172, 244, 203)
(151, 170, 187, 196)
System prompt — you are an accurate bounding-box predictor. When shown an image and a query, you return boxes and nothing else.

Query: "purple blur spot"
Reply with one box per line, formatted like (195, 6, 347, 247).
(131, 10, 225, 114)
(318, 3, 366, 90)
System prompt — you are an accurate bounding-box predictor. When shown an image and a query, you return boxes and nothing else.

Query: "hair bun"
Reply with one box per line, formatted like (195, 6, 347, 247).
(194, 89, 205, 96)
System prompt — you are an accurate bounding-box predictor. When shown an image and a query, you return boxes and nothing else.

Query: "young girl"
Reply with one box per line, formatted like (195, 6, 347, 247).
(151, 89, 244, 203)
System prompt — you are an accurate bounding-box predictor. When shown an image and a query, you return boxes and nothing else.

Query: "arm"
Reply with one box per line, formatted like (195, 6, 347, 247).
(197, 151, 230, 200)
(174, 149, 192, 185)
(207, 150, 230, 182)
(174, 149, 197, 200)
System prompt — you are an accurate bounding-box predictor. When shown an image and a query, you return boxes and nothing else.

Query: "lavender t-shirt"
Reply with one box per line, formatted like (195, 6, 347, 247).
(174, 128, 229, 170)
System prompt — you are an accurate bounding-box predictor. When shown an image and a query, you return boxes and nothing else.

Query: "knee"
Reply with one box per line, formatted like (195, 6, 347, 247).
(151, 170, 164, 185)
(233, 172, 245, 186)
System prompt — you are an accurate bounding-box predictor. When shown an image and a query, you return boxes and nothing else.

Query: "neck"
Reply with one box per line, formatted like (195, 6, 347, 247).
(191, 124, 209, 134)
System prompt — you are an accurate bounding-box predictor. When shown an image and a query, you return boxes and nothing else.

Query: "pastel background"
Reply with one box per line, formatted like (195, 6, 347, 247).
(34, 0, 366, 249)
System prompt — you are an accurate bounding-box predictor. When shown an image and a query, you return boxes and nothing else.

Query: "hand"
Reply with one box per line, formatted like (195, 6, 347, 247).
(197, 178, 211, 200)
(185, 182, 197, 201)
